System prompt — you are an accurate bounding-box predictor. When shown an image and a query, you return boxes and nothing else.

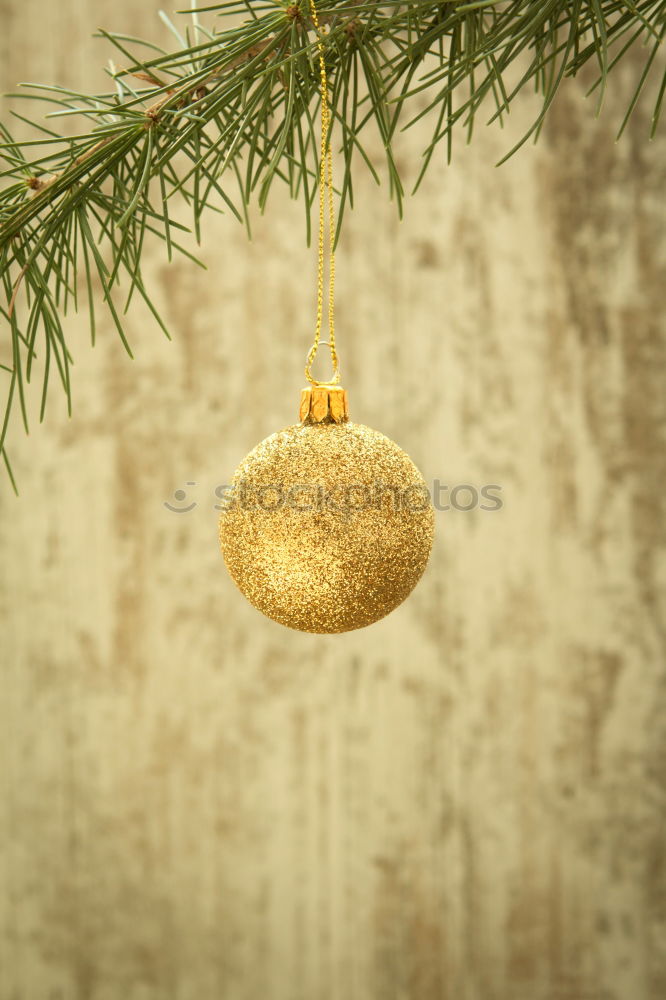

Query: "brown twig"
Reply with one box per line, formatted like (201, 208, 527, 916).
(3, 34, 280, 241)
(3, 34, 281, 315)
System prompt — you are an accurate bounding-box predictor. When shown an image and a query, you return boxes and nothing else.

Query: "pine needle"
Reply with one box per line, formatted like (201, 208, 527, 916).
(1, 0, 664, 488)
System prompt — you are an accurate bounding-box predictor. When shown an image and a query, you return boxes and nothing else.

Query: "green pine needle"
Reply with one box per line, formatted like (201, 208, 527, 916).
(1, 0, 665, 487)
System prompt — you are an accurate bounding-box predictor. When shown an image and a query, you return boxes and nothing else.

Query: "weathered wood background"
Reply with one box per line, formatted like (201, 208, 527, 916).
(1, 3, 665, 999)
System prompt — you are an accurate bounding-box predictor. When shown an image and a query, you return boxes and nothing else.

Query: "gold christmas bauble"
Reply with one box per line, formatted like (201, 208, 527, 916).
(219, 385, 434, 633)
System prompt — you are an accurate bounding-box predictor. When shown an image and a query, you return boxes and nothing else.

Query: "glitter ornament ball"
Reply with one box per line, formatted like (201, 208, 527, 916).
(219, 385, 434, 633)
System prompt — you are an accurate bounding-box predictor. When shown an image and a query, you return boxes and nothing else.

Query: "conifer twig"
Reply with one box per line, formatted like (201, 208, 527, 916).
(1, 0, 664, 490)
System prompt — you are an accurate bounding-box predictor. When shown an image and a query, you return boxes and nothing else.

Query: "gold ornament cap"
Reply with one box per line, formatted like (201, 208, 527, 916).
(299, 383, 349, 424)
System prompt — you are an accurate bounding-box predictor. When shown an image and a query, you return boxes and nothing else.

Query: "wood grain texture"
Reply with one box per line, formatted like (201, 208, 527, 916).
(1, 4, 665, 999)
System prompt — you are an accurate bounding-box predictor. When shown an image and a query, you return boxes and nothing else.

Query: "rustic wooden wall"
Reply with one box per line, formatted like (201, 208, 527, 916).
(1, 3, 665, 999)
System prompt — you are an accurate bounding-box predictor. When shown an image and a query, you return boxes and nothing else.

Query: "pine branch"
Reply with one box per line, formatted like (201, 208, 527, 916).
(1, 0, 665, 489)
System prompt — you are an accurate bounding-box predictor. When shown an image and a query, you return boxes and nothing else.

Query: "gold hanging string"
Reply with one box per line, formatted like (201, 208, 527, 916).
(305, 0, 340, 387)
